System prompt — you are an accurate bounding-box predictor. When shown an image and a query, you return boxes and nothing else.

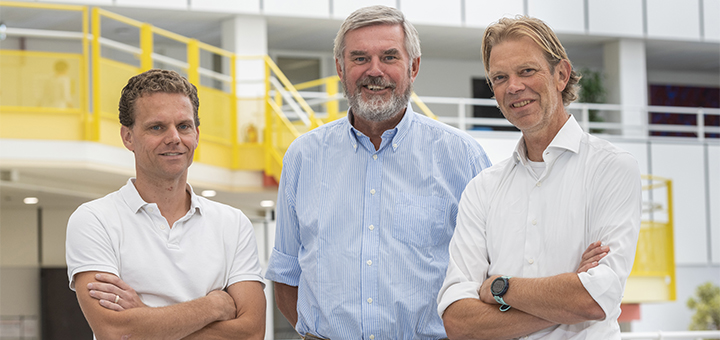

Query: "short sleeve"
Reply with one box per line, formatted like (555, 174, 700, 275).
(65, 204, 119, 290)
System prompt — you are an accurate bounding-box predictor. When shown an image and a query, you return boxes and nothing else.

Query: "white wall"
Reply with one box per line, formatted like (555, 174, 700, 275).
(0, 207, 40, 318)
(647, 0, 701, 40)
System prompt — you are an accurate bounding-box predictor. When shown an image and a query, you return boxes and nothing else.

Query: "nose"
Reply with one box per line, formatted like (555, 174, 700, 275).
(506, 75, 525, 94)
(366, 58, 385, 77)
(165, 126, 181, 144)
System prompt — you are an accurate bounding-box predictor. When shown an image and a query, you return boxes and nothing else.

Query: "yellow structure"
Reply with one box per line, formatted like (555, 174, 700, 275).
(0, 1, 676, 303)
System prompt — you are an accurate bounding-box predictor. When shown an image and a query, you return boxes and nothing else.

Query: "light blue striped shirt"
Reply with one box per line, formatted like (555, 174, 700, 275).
(265, 105, 491, 340)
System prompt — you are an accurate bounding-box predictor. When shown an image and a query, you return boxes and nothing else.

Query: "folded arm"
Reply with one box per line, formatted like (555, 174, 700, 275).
(76, 271, 242, 340)
(442, 242, 607, 340)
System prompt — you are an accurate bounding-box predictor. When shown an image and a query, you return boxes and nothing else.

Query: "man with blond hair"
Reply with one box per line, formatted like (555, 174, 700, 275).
(437, 16, 641, 339)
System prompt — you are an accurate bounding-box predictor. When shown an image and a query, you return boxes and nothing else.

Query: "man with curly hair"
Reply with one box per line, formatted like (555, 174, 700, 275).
(66, 69, 266, 340)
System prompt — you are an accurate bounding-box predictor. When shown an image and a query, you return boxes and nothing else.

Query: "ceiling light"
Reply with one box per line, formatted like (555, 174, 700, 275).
(260, 200, 275, 208)
(201, 190, 216, 197)
(23, 197, 39, 205)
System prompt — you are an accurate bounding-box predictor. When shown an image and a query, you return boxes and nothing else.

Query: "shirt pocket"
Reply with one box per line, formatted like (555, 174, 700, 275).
(392, 193, 448, 248)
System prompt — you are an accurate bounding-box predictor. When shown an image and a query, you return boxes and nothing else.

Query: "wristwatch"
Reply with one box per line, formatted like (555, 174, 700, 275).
(490, 275, 512, 312)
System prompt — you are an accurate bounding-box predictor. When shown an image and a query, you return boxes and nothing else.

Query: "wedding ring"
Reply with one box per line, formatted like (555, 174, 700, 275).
(114, 295, 120, 304)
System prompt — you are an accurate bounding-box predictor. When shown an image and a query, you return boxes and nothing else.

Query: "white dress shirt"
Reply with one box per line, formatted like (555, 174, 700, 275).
(437, 115, 641, 339)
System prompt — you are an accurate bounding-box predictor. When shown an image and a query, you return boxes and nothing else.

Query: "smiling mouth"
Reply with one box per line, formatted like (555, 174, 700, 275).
(161, 152, 183, 156)
(511, 100, 533, 108)
(365, 84, 388, 91)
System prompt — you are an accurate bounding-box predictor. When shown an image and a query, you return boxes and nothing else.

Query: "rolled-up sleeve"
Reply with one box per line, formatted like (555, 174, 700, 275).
(264, 146, 303, 286)
(580, 151, 642, 318)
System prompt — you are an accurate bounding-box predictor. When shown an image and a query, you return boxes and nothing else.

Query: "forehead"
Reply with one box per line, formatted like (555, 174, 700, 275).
(488, 36, 547, 71)
(134, 92, 194, 122)
(344, 24, 406, 55)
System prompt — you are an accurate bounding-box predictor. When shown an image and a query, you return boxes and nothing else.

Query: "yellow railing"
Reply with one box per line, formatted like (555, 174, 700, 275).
(624, 175, 676, 302)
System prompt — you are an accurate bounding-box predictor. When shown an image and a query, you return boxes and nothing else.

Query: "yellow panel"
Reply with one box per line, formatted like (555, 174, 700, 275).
(195, 140, 231, 168)
(625, 176, 676, 302)
(0, 51, 82, 110)
(624, 276, 672, 303)
(198, 86, 233, 142)
(236, 144, 264, 171)
(99, 59, 140, 117)
(0, 111, 82, 140)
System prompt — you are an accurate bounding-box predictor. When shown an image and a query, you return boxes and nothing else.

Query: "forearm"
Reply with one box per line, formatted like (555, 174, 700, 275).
(443, 298, 554, 340)
(274, 282, 299, 326)
(183, 318, 264, 340)
(500, 274, 605, 324)
(89, 294, 229, 340)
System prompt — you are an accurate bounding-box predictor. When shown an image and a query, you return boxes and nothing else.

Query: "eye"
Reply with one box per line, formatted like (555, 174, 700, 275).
(383, 55, 397, 61)
(491, 75, 506, 84)
(521, 68, 536, 75)
(151, 125, 162, 131)
(354, 56, 367, 63)
(179, 124, 190, 130)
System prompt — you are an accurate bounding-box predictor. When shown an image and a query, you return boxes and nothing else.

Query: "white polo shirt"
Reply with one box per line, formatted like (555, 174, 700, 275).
(66, 178, 264, 307)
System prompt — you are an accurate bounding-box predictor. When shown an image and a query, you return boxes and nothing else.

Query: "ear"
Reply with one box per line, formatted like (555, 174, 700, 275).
(121, 125, 134, 152)
(335, 58, 344, 79)
(410, 57, 421, 82)
(555, 59, 572, 92)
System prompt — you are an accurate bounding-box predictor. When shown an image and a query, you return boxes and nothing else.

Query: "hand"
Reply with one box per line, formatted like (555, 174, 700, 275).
(577, 241, 609, 273)
(87, 273, 146, 311)
(207, 290, 237, 321)
(478, 275, 502, 305)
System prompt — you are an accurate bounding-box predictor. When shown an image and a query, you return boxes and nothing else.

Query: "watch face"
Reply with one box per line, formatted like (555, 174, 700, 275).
(491, 278, 506, 295)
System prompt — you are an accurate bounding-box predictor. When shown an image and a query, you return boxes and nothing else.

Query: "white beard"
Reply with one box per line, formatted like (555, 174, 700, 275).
(344, 75, 412, 122)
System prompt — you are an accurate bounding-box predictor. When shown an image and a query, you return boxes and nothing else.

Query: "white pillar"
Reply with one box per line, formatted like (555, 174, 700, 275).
(603, 39, 648, 137)
(222, 16, 268, 142)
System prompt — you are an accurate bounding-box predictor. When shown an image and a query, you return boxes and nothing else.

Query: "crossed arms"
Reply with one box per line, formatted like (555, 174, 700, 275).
(74, 271, 265, 340)
(442, 242, 608, 340)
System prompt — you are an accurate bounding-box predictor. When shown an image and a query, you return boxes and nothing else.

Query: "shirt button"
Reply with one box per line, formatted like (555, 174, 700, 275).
(147, 207, 154, 213)
(393, 144, 398, 148)
(373, 154, 378, 160)
(367, 298, 373, 304)
(370, 189, 376, 195)
(159, 224, 166, 230)
(532, 219, 537, 225)
(366, 260, 372, 266)
(370, 335, 375, 340)
(536, 182, 542, 187)
(528, 259, 534, 264)
(369, 225, 375, 230)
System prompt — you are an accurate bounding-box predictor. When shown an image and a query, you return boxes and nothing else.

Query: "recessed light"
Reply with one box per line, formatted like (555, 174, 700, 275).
(260, 200, 275, 208)
(23, 197, 39, 205)
(201, 190, 217, 197)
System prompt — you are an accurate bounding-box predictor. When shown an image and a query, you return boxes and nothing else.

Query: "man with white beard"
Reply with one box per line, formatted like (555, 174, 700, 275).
(265, 5, 492, 340)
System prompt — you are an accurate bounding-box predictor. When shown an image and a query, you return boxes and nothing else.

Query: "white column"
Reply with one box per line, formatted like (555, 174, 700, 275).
(603, 39, 648, 137)
(222, 16, 268, 142)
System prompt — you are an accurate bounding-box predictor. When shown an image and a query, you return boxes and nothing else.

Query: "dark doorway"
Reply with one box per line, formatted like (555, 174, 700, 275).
(472, 78, 518, 131)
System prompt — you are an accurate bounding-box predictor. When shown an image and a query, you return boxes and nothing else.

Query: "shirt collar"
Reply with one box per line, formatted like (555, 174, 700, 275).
(512, 114, 583, 165)
(345, 102, 415, 153)
(120, 178, 203, 215)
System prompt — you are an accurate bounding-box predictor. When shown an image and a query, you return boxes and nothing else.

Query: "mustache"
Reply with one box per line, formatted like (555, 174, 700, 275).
(356, 76, 396, 90)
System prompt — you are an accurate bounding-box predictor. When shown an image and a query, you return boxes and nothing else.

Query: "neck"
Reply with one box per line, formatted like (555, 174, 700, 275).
(133, 174, 191, 227)
(351, 108, 406, 150)
(522, 111, 570, 162)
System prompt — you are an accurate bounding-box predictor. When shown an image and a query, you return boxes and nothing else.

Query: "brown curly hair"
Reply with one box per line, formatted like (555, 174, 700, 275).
(118, 69, 200, 127)
(481, 16, 581, 106)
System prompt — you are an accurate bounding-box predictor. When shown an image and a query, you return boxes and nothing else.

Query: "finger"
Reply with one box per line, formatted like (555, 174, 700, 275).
(582, 244, 609, 261)
(95, 274, 132, 291)
(87, 282, 122, 295)
(577, 261, 599, 273)
(98, 298, 125, 311)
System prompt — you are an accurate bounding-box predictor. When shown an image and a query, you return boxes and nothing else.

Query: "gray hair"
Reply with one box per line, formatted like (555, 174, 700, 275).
(334, 5, 421, 70)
